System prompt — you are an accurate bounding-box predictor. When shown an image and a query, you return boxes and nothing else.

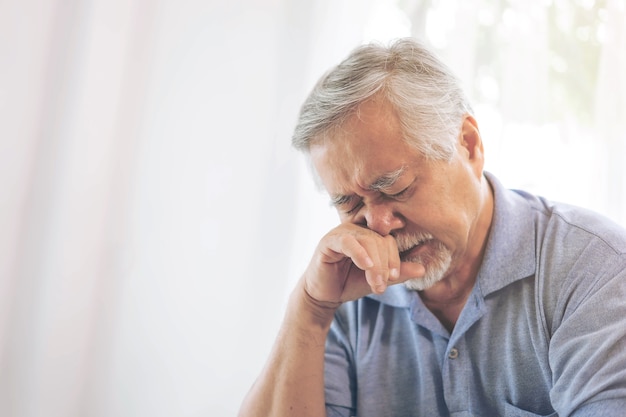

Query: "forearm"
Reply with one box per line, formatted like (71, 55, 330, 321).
(239, 280, 337, 417)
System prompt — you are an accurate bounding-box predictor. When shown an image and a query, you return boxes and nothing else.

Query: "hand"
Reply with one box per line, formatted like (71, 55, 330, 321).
(302, 223, 425, 307)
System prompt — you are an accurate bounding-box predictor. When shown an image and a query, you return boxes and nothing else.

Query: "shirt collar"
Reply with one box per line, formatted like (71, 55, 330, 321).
(477, 171, 536, 296)
(367, 172, 537, 307)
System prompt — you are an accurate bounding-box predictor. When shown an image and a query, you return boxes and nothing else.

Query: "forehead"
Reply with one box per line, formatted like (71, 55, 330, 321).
(309, 98, 420, 194)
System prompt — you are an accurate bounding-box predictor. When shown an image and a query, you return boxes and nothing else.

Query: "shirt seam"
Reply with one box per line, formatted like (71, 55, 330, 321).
(532, 206, 624, 256)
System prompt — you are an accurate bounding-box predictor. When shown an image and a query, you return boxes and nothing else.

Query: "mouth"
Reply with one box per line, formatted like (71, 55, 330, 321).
(398, 236, 433, 262)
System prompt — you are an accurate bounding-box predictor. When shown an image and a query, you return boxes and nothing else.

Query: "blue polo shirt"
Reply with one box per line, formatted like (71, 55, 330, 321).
(324, 173, 626, 417)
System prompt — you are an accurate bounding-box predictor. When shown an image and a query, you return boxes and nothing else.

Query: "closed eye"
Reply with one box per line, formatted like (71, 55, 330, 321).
(346, 200, 364, 215)
(390, 188, 409, 197)
(385, 186, 411, 200)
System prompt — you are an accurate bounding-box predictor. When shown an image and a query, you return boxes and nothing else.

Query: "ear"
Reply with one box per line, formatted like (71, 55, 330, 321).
(459, 115, 485, 174)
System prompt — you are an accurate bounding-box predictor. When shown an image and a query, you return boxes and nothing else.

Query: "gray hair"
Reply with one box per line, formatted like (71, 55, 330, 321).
(292, 38, 473, 160)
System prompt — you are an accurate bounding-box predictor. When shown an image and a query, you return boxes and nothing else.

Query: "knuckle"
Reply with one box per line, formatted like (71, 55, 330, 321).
(338, 233, 356, 247)
(383, 234, 397, 245)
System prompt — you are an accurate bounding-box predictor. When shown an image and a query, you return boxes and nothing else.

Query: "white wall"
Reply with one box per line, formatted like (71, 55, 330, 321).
(0, 1, 367, 416)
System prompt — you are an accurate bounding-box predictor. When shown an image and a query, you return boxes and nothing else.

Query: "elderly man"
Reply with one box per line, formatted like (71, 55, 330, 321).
(239, 38, 626, 416)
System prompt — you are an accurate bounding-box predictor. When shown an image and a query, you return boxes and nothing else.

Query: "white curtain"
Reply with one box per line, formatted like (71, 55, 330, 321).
(1, 1, 624, 416)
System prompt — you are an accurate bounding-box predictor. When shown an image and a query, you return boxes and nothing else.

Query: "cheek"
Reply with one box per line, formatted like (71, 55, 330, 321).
(406, 197, 469, 244)
(403, 200, 446, 231)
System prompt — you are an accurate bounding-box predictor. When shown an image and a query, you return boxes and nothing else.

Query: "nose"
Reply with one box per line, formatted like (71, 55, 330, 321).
(362, 203, 404, 236)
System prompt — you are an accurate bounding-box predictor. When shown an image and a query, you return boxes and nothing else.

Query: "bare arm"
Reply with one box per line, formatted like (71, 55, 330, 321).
(238, 280, 336, 417)
(238, 224, 425, 417)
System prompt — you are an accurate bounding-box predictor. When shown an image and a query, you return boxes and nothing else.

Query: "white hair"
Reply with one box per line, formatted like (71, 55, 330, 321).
(292, 38, 473, 160)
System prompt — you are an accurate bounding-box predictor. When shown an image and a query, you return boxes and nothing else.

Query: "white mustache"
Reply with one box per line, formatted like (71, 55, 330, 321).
(394, 232, 434, 253)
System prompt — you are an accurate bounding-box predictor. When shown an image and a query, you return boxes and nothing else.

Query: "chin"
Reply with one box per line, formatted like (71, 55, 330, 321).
(404, 269, 446, 291)
(403, 241, 453, 291)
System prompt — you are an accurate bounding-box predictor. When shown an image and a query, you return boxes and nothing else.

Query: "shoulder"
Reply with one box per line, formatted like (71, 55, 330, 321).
(521, 195, 626, 335)
(526, 193, 626, 258)
(487, 172, 626, 253)
(489, 171, 626, 256)
(483, 172, 626, 298)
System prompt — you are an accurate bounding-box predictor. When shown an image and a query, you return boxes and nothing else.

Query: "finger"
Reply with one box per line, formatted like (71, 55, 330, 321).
(323, 233, 374, 270)
(364, 269, 387, 294)
(323, 228, 391, 294)
(324, 231, 387, 294)
(385, 235, 401, 283)
(397, 261, 426, 283)
(359, 236, 392, 294)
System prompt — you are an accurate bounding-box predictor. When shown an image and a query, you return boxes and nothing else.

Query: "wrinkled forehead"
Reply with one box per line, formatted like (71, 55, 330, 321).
(308, 126, 416, 198)
(308, 94, 427, 197)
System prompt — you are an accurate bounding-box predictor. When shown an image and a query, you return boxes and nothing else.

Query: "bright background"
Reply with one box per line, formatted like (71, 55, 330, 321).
(1, 0, 625, 416)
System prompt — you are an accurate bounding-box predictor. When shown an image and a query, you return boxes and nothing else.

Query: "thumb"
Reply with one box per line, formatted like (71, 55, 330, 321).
(393, 261, 426, 284)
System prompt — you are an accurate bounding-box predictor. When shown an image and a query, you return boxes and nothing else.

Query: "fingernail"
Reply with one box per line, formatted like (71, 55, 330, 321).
(390, 268, 399, 280)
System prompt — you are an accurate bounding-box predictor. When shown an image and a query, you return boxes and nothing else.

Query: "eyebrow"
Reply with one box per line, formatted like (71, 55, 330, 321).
(329, 166, 407, 207)
(366, 166, 407, 192)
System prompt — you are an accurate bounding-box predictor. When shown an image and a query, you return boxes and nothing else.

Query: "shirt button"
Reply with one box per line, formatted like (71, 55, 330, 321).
(448, 347, 459, 359)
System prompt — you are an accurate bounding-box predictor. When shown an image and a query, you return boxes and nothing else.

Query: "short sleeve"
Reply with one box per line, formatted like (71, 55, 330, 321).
(549, 256, 626, 415)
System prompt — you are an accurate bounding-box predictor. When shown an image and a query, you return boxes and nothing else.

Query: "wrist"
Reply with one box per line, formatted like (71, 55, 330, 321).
(288, 279, 339, 330)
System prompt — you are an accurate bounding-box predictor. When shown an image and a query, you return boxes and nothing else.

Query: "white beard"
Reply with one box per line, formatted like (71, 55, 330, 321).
(395, 233, 453, 291)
